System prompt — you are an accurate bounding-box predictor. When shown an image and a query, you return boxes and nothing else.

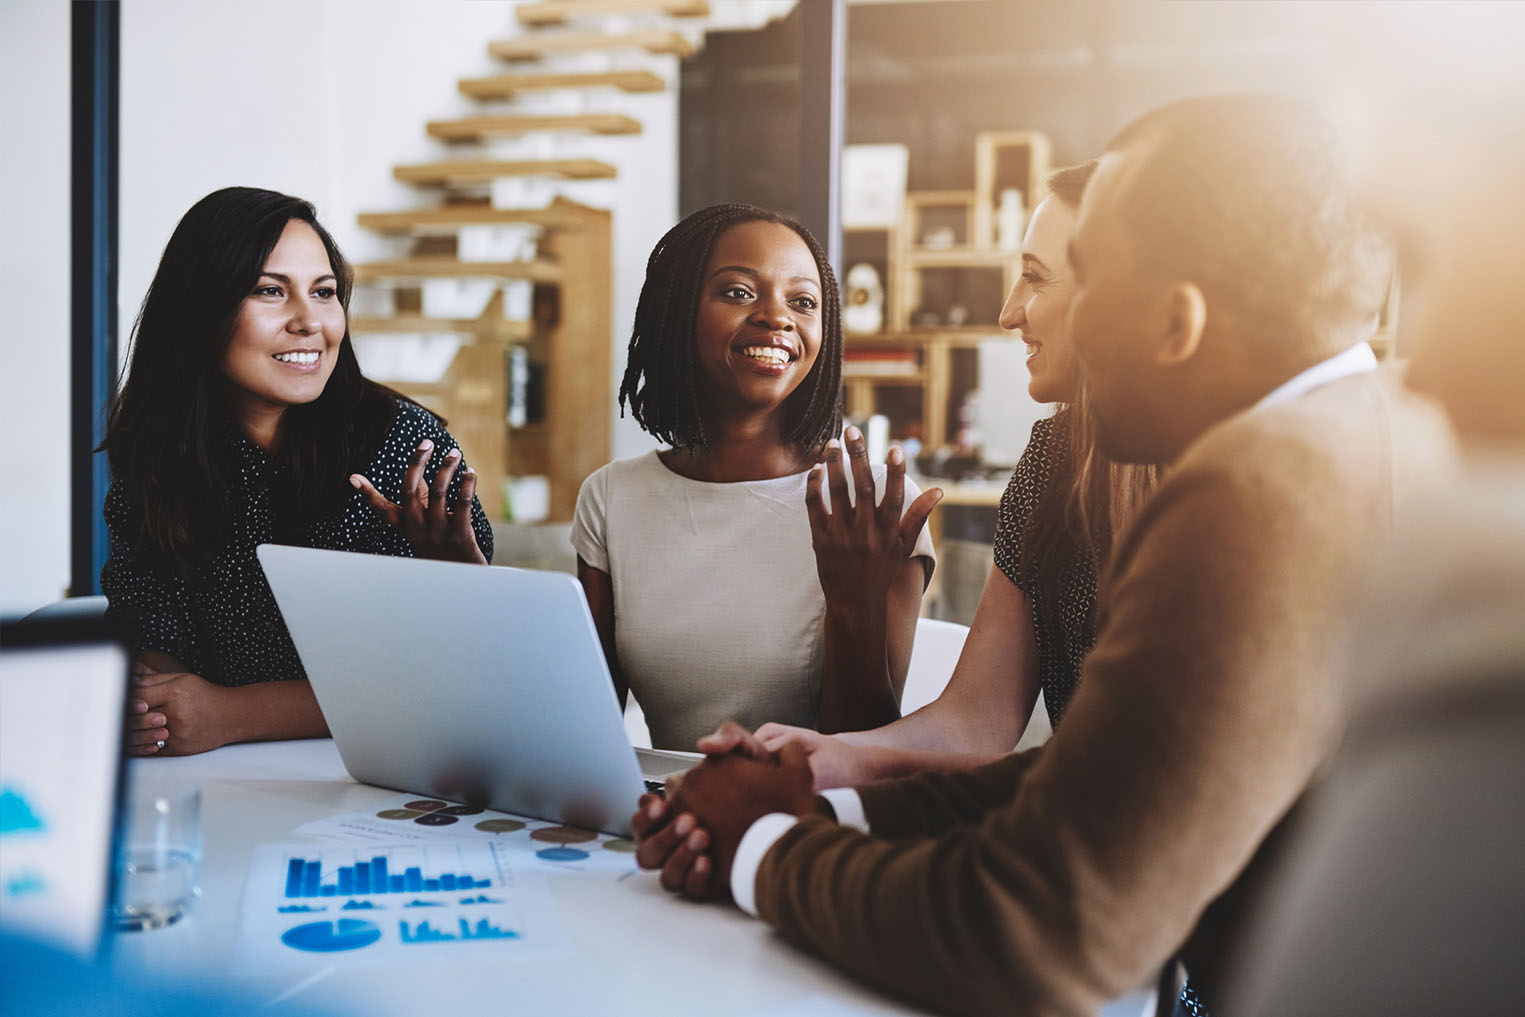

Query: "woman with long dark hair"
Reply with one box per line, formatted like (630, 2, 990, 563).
(572, 204, 939, 747)
(102, 186, 492, 757)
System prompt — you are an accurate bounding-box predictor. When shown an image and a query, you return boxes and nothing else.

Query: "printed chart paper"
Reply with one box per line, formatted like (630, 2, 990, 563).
(233, 838, 568, 972)
(296, 796, 639, 880)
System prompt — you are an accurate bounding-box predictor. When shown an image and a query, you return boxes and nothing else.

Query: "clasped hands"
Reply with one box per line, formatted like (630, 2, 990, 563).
(351, 438, 487, 565)
(632, 722, 818, 900)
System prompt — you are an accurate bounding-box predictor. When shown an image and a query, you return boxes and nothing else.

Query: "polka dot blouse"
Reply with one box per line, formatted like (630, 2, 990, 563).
(100, 399, 493, 687)
(991, 411, 1097, 727)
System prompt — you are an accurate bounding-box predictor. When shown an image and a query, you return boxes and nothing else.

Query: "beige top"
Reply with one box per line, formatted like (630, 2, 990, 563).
(572, 450, 935, 749)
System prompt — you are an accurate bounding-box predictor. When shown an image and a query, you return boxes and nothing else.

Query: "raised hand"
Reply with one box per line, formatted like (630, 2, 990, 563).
(807, 426, 942, 613)
(351, 439, 488, 565)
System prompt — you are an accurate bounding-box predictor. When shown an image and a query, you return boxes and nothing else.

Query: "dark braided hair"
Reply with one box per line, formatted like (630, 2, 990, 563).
(619, 203, 843, 451)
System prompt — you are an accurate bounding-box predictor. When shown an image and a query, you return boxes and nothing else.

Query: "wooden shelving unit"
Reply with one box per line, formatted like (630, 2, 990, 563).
(516, 0, 710, 27)
(458, 69, 665, 100)
(844, 130, 1051, 452)
(394, 159, 617, 188)
(489, 28, 695, 61)
(426, 112, 642, 143)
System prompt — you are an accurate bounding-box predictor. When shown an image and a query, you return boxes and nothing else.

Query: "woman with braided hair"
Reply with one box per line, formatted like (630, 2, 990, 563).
(572, 204, 939, 748)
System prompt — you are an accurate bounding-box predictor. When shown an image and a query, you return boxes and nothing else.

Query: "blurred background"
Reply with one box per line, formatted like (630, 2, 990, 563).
(1, 0, 1516, 619)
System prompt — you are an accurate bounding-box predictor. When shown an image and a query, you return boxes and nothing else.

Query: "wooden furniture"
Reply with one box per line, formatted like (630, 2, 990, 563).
(352, 202, 612, 522)
(842, 131, 1051, 453)
(352, 2, 707, 523)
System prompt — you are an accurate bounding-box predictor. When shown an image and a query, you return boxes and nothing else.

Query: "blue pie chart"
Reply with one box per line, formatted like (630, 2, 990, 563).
(281, 919, 382, 952)
(536, 846, 590, 862)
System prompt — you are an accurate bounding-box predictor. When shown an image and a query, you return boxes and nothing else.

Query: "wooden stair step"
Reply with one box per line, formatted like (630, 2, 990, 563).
(459, 69, 664, 100)
(427, 112, 641, 142)
(354, 258, 563, 284)
(489, 28, 694, 61)
(517, 0, 709, 26)
(358, 199, 604, 234)
(349, 315, 532, 342)
(394, 159, 615, 187)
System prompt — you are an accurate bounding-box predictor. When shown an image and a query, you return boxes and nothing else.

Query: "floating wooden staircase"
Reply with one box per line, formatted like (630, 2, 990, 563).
(353, 2, 727, 522)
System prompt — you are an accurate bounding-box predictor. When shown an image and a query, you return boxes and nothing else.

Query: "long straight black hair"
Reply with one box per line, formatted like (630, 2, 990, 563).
(619, 203, 843, 451)
(103, 186, 408, 577)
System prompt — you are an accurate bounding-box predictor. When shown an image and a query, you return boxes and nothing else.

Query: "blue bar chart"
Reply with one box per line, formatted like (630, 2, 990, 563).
(239, 838, 569, 971)
(281, 849, 492, 900)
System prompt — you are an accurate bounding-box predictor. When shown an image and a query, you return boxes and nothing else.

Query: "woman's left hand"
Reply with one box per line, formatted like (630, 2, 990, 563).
(807, 425, 942, 611)
(351, 439, 488, 565)
(129, 663, 237, 757)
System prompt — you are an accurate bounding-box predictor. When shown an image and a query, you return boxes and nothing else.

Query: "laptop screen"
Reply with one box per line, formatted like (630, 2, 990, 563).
(0, 622, 129, 958)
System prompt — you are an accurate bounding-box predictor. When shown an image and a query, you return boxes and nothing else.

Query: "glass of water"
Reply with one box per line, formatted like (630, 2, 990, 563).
(112, 785, 201, 931)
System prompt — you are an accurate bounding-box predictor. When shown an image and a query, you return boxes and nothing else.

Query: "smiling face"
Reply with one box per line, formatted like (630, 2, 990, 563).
(692, 220, 824, 426)
(219, 219, 346, 439)
(999, 195, 1081, 404)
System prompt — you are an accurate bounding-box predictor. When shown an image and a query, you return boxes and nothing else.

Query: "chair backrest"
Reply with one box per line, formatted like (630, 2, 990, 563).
(901, 617, 970, 715)
(22, 596, 109, 624)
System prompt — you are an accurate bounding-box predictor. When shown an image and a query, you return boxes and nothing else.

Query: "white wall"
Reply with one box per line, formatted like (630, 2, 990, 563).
(0, 1, 71, 615)
(1, 0, 697, 613)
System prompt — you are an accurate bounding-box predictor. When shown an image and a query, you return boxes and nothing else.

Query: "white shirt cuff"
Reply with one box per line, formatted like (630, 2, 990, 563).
(730, 813, 800, 918)
(819, 787, 870, 832)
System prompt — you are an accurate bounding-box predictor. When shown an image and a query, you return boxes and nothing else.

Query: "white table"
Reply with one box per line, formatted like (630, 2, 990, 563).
(109, 739, 930, 1017)
(111, 740, 1155, 1017)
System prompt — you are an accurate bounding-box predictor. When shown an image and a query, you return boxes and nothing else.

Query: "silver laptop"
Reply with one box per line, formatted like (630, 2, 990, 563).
(257, 545, 693, 836)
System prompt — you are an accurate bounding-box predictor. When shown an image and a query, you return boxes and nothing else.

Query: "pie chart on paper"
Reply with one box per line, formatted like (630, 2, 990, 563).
(281, 918, 382, 952)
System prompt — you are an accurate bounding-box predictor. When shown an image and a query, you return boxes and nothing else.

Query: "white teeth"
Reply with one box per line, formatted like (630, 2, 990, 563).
(274, 351, 320, 365)
(742, 346, 789, 365)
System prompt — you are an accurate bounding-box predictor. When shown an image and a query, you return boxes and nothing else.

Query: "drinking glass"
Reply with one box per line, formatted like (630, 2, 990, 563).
(112, 785, 201, 931)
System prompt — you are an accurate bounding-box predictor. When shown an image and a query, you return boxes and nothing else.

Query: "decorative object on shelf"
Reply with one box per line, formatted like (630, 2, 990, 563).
(842, 262, 885, 335)
(997, 188, 1026, 251)
(841, 143, 910, 229)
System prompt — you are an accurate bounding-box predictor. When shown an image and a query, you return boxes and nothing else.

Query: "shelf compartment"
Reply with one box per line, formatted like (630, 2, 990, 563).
(426, 113, 641, 143)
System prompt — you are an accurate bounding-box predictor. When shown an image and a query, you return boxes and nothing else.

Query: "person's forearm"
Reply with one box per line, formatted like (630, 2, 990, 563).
(840, 744, 1013, 784)
(225, 680, 330, 744)
(817, 601, 900, 734)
